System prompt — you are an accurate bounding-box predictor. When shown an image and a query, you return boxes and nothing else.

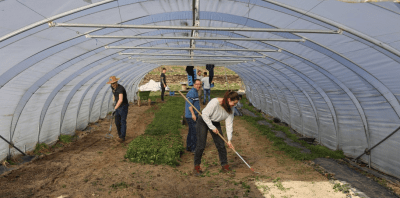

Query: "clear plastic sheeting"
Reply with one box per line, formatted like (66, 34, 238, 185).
(0, 0, 400, 180)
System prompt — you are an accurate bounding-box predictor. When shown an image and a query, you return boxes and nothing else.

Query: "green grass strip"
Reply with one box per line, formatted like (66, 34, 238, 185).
(125, 97, 186, 166)
(240, 98, 345, 160)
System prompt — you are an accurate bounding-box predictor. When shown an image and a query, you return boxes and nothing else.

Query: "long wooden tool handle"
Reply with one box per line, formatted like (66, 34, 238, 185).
(178, 91, 234, 151)
(178, 91, 257, 173)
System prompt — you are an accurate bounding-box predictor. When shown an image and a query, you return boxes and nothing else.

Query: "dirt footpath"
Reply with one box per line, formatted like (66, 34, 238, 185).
(0, 101, 354, 198)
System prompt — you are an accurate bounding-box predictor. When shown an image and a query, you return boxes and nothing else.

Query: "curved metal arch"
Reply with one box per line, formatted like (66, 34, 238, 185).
(229, 68, 265, 112)
(238, 66, 285, 119)
(0, 12, 353, 135)
(87, 62, 147, 116)
(74, 63, 141, 124)
(88, 62, 153, 121)
(278, 51, 371, 150)
(99, 64, 156, 116)
(0, 0, 117, 45)
(255, 0, 400, 62)
(3, 7, 399, 125)
(86, 63, 152, 125)
(251, 64, 305, 133)
(101, 66, 154, 119)
(107, 28, 369, 140)
(243, 64, 297, 126)
(62, 62, 138, 132)
(3, 9, 390, 147)
(60, 62, 137, 131)
(234, 66, 285, 119)
(73, 64, 139, 131)
(258, 57, 338, 146)
(251, 63, 321, 137)
(36, 54, 129, 141)
(198, 11, 400, 124)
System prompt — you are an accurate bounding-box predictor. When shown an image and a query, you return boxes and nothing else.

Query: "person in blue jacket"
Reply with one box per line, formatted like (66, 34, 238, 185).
(185, 79, 201, 153)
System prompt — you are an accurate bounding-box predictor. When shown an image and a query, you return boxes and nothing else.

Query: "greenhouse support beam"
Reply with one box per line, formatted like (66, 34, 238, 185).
(190, 0, 200, 56)
(86, 35, 305, 42)
(106, 46, 278, 52)
(49, 22, 341, 34)
(354, 126, 400, 162)
(136, 58, 252, 61)
(123, 53, 265, 58)
(0, 135, 26, 156)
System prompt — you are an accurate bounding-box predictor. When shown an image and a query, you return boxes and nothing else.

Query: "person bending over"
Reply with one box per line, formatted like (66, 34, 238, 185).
(107, 76, 129, 142)
(193, 91, 240, 176)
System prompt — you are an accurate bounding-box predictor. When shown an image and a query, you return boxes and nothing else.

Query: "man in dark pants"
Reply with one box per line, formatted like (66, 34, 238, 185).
(107, 76, 129, 142)
(160, 68, 167, 102)
(185, 79, 201, 153)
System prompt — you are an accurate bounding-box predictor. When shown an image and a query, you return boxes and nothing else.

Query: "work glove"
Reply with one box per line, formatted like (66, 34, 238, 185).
(112, 109, 116, 117)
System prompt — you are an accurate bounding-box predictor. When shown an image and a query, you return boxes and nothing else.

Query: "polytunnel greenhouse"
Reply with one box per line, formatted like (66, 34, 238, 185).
(1, 0, 400, 194)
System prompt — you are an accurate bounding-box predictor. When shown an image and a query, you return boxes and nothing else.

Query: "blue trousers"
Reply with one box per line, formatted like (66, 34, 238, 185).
(203, 89, 211, 104)
(115, 104, 129, 139)
(186, 117, 197, 152)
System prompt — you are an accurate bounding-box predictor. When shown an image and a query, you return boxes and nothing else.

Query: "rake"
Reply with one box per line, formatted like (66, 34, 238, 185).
(105, 113, 114, 139)
(178, 91, 260, 174)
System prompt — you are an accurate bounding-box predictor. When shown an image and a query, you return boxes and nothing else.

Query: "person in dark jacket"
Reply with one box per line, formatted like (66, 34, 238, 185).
(160, 68, 167, 102)
(107, 76, 129, 142)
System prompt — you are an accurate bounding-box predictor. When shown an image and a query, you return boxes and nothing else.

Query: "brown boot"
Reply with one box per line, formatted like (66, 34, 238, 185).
(193, 165, 203, 177)
(221, 164, 231, 173)
(221, 164, 235, 176)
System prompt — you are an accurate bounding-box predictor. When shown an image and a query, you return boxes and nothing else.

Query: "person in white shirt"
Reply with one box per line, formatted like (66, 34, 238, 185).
(193, 91, 240, 176)
(201, 72, 212, 105)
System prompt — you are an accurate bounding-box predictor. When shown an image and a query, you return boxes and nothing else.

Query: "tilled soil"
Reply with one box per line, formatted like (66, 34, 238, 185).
(0, 100, 342, 198)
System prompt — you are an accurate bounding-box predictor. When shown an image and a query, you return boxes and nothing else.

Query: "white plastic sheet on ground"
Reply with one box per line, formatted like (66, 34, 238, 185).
(139, 79, 170, 92)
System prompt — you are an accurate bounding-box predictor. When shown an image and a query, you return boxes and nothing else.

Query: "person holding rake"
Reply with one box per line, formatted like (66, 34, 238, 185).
(193, 91, 240, 176)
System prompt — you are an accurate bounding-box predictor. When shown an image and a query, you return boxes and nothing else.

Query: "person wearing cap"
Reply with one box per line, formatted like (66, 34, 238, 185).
(106, 76, 129, 142)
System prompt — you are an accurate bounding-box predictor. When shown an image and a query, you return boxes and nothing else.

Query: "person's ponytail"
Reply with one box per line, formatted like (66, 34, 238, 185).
(221, 91, 240, 114)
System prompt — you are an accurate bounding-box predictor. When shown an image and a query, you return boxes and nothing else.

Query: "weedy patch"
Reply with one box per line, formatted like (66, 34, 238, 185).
(110, 182, 128, 190)
(125, 97, 185, 166)
(33, 143, 49, 155)
(240, 98, 345, 161)
(59, 134, 73, 143)
(333, 182, 351, 193)
(273, 177, 288, 191)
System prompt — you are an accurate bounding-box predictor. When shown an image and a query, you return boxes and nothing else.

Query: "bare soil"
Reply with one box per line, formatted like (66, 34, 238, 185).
(0, 100, 359, 198)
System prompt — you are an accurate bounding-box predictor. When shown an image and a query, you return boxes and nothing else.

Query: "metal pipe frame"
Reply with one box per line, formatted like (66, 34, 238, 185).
(106, 46, 279, 52)
(190, 0, 200, 56)
(49, 22, 341, 34)
(86, 35, 305, 42)
(136, 58, 252, 61)
(123, 53, 265, 58)
(142, 59, 245, 62)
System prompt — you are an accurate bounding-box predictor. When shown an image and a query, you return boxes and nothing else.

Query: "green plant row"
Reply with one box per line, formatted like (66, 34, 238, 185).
(125, 97, 186, 166)
(240, 98, 345, 160)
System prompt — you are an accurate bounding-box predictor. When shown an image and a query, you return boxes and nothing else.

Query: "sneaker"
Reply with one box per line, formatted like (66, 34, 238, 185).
(117, 137, 125, 143)
(193, 165, 203, 177)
